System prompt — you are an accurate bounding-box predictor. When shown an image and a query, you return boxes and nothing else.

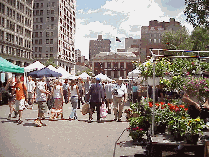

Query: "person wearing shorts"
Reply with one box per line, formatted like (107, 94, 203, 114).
(13, 75, 28, 124)
(27, 76, 36, 109)
(35, 77, 50, 127)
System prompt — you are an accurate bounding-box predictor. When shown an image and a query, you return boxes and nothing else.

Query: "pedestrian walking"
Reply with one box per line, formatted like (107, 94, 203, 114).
(26, 76, 36, 109)
(77, 78, 84, 109)
(86, 77, 105, 123)
(12, 75, 28, 124)
(104, 81, 114, 114)
(1, 78, 17, 119)
(35, 76, 50, 126)
(63, 79, 70, 104)
(69, 80, 79, 121)
(50, 80, 64, 120)
(112, 80, 127, 122)
(84, 77, 91, 101)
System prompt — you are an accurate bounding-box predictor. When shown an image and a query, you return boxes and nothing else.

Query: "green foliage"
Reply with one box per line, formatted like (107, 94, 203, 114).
(184, 0, 209, 29)
(190, 27, 209, 52)
(45, 57, 56, 67)
(161, 27, 194, 51)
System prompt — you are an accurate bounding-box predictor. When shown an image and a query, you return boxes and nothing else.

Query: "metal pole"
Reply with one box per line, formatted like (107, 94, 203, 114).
(152, 54, 156, 136)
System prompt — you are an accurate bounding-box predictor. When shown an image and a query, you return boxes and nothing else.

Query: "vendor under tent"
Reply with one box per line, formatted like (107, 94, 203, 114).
(0, 57, 24, 73)
(78, 72, 90, 80)
(28, 67, 62, 78)
(24, 61, 45, 72)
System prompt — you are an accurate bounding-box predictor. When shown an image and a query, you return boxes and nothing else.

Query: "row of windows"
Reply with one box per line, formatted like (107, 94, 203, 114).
(1, 45, 32, 58)
(33, 3, 44, 9)
(149, 39, 161, 43)
(33, 17, 43, 23)
(0, 1, 32, 17)
(46, 17, 54, 22)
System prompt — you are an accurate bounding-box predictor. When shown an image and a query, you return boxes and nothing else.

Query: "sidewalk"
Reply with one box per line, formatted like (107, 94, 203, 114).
(0, 101, 145, 157)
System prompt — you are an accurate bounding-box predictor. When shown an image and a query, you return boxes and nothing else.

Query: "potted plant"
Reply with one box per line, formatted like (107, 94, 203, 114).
(182, 117, 205, 144)
(129, 127, 146, 142)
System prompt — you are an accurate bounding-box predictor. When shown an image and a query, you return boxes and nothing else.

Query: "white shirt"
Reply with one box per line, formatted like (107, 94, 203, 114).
(53, 85, 62, 99)
(36, 81, 47, 102)
(27, 80, 35, 93)
(114, 83, 127, 97)
(70, 85, 78, 97)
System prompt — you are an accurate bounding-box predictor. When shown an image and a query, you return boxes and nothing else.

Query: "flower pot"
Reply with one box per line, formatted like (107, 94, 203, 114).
(185, 134, 199, 144)
(157, 123, 166, 133)
(173, 132, 184, 141)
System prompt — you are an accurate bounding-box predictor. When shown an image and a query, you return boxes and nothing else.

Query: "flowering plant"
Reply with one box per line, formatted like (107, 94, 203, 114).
(184, 76, 209, 100)
(129, 127, 146, 140)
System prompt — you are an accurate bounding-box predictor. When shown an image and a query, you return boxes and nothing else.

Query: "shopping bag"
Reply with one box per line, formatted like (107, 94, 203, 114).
(82, 103, 89, 115)
(100, 103, 108, 118)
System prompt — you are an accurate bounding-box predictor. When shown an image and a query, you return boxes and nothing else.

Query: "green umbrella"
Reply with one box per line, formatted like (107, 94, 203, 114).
(0, 57, 24, 73)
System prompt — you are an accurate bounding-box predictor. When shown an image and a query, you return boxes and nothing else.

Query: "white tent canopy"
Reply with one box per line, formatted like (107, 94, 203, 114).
(95, 73, 112, 81)
(57, 67, 72, 79)
(128, 69, 141, 79)
(78, 72, 90, 80)
(24, 61, 45, 72)
(47, 65, 58, 72)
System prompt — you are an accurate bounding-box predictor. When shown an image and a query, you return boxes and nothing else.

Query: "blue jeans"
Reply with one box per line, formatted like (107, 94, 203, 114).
(69, 96, 78, 119)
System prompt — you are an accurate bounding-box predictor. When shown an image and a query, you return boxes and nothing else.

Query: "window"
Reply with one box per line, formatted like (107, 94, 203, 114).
(50, 47, 53, 52)
(47, 10, 50, 15)
(52, 2, 55, 7)
(39, 39, 42, 44)
(46, 32, 49, 37)
(39, 47, 42, 52)
(39, 32, 42, 37)
(51, 32, 53, 37)
(154, 39, 156, 43)
(46, 17, 49, 22)
(40, 17, 43, 22)
(51, 17, 54, 22)
(39, 54, 41, 58)
(51, 10, 54, 14)
(35, 47, 38, 52)
(46, 54, 48, 58)
(50, 39, 53, 44)
(40, 25, 42, 30)
(50, 54, 53, 57)
(46, 39, 49, 44)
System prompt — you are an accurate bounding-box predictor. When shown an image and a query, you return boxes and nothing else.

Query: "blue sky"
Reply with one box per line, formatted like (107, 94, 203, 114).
(75, 0, 194, 59)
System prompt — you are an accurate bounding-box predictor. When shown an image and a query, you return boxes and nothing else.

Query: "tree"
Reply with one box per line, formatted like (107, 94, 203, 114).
(190, 26, 209, 53)
(184, 0, 209, 29)
(161, 27, 193, 52)
(45, 57, 56, 67)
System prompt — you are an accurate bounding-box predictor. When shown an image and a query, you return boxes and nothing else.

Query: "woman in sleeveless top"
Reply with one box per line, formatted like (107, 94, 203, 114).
(50, 80, 64, 120)
(69, 80, 79, 121)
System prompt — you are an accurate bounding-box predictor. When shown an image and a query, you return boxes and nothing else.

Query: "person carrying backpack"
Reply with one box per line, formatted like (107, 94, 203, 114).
(86, 77, 105, 123)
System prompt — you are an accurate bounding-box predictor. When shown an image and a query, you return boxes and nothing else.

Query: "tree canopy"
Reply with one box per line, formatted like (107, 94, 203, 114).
(184, 0, 209, 29)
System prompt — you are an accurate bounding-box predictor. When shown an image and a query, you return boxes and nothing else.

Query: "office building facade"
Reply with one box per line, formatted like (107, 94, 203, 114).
(0, 0, 34, 66)
(33, 0, 76, 73)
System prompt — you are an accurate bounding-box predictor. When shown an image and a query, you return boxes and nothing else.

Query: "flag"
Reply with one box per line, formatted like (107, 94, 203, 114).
(116, 37, 121, 42)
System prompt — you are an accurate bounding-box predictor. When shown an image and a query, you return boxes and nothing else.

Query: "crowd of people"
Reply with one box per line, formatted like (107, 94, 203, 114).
(0, 75, 131, 126)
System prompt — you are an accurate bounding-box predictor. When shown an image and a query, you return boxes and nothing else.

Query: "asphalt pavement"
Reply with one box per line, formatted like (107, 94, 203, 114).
(0, 101, 145, 157)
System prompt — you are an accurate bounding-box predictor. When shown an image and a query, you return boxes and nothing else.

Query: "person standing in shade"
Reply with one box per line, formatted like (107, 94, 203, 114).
(86, 77, 105, 123)
(63, 79, 70, 104)
(112, 80, 127, 122)
(35, 77, 50, 127)
(69, 80, 79, 121)
(12, 75, 28, 124)
(27, 76, 36, 109)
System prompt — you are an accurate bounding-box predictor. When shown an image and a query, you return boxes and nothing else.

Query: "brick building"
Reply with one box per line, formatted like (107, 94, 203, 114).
(92, 52, 138, 79)
(89, 35, 111, 61)
(141, 18, 182, 62)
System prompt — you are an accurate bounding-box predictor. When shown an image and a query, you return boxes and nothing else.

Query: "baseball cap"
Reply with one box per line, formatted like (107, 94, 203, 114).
(96, 77, 101, 81)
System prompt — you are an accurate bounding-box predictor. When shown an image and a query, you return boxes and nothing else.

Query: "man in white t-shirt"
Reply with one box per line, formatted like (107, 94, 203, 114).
(112, 80, 127, 122)
(27, 76, 36, 109)
(35, 77, 50, 127)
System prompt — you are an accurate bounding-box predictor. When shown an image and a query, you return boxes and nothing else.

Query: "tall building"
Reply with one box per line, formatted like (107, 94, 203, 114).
(75, 49, 81, 62)
(141, 18, 182, 62)
(0, 0, 34, 66)
(89, 35, 111, 61)
(125, 37, 141, 56)
(33, 0, 76, 73)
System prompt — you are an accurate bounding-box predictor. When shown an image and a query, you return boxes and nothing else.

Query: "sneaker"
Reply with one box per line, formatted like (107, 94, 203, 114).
(40, 121, 47, 126)
(17, 119, 23, 124)
(117, 119, 122, 122)
(13, 111, 18, 118)
(34, 119, 42, 127)
(7, 114, 11, 120)
(88, 120, 92, 123)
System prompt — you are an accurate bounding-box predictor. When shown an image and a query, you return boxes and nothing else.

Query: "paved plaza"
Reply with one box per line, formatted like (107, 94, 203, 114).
(0, 102, 145, 157)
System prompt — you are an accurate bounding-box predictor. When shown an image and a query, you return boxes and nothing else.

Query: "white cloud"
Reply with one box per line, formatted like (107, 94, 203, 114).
(75, 0, 194, 60)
